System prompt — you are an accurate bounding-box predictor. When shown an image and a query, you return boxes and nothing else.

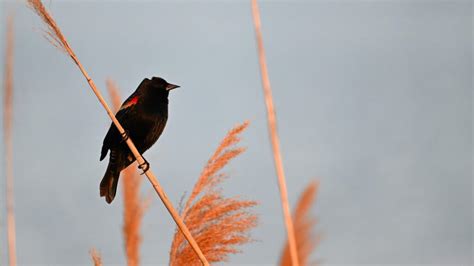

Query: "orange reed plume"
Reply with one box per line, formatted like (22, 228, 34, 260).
(3, 14, 17, 266)
(89, 249, 103, 266)
(27, 1, 208, 264)
(251, 1, 299, 265)
(169, 121, 258, 265)
(106, 79, 122, 112)
(280, 181, 320, 266)
(107, 79, 148, 266)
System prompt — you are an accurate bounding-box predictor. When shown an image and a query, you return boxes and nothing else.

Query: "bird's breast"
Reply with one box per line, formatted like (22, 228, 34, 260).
(137, 113, 168, 153)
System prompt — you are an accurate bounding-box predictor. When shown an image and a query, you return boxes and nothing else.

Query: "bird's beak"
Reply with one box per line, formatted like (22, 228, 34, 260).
(166, 83, 180, 91)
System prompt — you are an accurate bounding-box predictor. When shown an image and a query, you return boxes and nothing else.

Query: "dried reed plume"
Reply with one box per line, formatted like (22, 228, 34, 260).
(26, 0, 73, 56)
(280, 181, 320, 266)
(89, 249, 103, 266)
(169, 121, 258, 265)
(107, 79, 148, 266)
(251, 1, 299, 265)
(27, 1, 208, 264)
(106, 79, 122, 112)
(3, 14, 17, 266)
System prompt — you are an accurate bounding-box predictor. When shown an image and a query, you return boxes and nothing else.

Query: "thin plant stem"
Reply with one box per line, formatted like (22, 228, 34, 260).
(4, 14, 17, 266)
(26, 1, 209, 264)
(250, 1, 299, 265)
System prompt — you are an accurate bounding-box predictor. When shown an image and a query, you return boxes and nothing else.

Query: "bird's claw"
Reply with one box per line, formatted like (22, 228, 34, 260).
(138, 159, 150, 175)
(120, 130, 130, 143)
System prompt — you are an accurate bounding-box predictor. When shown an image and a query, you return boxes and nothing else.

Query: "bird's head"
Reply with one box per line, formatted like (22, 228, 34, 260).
(149, 77, 180, 95)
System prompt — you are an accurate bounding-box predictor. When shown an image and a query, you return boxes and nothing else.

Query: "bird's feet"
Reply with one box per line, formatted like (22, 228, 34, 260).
(120, 130, 130, 143)
(138, 159, 150, 175)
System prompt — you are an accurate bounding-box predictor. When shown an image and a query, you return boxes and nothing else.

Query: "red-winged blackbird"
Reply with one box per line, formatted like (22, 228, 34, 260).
(99, 77, 179, 204)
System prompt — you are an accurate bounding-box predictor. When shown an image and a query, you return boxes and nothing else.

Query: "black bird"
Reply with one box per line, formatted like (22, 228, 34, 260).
(99, 77, 179, 204)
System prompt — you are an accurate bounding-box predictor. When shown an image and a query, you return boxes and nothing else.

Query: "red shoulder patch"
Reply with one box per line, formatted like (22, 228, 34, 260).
(120, 96, 138, 110)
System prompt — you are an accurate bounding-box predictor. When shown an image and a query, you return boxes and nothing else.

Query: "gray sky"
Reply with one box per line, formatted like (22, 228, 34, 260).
(0, 0, 472, 265)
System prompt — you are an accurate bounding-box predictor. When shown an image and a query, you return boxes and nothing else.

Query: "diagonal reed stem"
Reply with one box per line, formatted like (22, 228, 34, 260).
(4, 14, 17, 266)
(26, 1, 208, 265)
(250, 1, 299, 265)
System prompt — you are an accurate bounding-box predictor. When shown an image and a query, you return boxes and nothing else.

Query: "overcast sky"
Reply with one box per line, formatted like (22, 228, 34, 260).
(0, 0, 472, 265)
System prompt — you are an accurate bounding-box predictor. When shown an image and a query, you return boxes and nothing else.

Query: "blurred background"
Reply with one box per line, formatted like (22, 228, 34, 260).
(0, 0, 471, 265)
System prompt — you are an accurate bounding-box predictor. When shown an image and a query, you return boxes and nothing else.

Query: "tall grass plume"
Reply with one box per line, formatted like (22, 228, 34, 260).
(280, 181, 320, 266)
(107, 79, 149, 266)
(169, 121, 258, 265)
(26, 0, 72, 55)
(89, 249, 102, 266)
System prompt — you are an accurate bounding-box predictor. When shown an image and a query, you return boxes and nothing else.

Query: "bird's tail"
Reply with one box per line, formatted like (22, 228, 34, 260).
(100, 166, 120, 204)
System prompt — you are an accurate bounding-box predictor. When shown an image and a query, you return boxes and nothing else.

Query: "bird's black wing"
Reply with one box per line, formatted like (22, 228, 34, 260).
(100, 108, 131, 161)
(100, 79, 150, 161)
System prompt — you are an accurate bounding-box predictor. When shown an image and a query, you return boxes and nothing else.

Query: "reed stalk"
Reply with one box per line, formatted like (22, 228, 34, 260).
(250, 1, 299, 265)
(3, 14, 17, 266)
(26, 1, 208, 264)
